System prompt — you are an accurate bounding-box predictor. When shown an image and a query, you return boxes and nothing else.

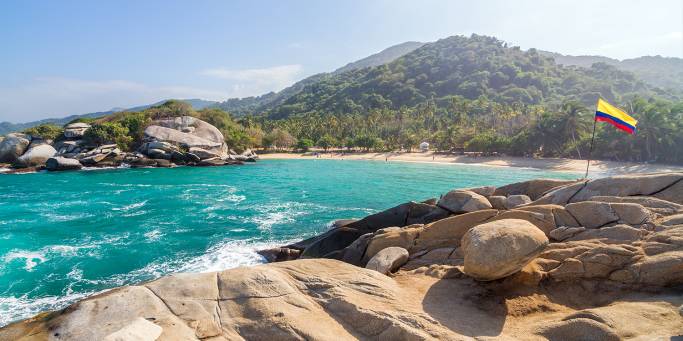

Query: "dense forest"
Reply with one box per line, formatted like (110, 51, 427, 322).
(9, 35, 683, 164)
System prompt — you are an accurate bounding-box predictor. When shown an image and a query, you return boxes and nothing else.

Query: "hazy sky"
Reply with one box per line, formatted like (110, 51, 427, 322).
(1, 0, 681, 122)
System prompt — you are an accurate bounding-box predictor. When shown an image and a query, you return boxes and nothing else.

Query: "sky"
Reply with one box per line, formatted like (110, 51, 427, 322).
(0, 0, 681, 122)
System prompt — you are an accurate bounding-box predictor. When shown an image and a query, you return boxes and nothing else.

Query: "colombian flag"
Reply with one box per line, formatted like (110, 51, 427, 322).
(595, 99, 638, 134)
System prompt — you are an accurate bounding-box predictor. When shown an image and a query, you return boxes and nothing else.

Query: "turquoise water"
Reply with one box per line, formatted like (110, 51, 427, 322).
(0, 159, 578, 326)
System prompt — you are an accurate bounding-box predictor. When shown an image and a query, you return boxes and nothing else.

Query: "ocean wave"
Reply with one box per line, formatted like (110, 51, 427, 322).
(39, 212, 94, 222)
(143, 229, 162, 242)
(178, 238, 295, 273)
(0, 290, 102, 327)
(112, 200, 148, 211)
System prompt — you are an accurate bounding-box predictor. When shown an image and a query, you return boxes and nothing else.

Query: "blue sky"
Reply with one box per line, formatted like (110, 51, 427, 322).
(1, 0, 681, 122)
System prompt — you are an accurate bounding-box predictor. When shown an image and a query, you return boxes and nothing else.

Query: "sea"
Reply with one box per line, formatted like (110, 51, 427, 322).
(0, 159, 579, 326)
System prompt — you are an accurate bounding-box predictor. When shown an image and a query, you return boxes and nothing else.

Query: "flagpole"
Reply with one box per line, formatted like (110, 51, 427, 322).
(584, 117, 597, 179)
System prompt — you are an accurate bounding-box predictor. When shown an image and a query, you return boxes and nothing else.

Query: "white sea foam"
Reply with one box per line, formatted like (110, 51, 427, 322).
(0, 290, 102, 327)
(179, 238, 295, 273)
(112, 200, 148, 211)
(143, 229, 162, 242)
(3, 251, 47, 271)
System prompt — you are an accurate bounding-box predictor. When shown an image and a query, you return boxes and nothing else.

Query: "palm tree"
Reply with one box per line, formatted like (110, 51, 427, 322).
(556, 101, 591, 158)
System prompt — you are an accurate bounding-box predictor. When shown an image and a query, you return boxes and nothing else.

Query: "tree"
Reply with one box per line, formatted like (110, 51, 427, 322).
(264, 128, 296, 150)
(83, 122, 133, 150)
(296, 138, 314, 152)
(316, 134, 337, 151)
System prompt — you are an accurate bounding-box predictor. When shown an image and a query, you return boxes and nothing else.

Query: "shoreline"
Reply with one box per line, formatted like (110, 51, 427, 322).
(258, 151, 683, 175)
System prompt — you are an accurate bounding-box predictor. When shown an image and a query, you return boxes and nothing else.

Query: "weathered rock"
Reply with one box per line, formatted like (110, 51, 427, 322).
(488, 195, 507, 209)
(257, 247, 301, 262)
(102, 317, 162, 341)
(0, 133, 30, 163)
(467, 185, 496, 197)
(610, 202, 653, 225)
(146, 148, 170, 160)
(413, 210, 499, 252)
(505, 194, 531, 209)
(565, 201, 619, 228)
(145, 141, 177, 153)
(331, 219, 358, 229)
(661, 213, 683, 226)
(462, 219, 549, 280)
(567, 224, 645, 243)
(537, 318, 620, 341)
(365, 247, 409, 275)
(339, 232, 373, 265)
(346, 201, 442, 232)
(188, 147, 220, 160)
(586, 195, 683, 216)
(494, 178, 578, 200)
(196, 158, 227, 166)
(299, 227, 367, 258)
(535, 173, 683, 204)
(63, 122, 90, 138)
(437, 190, 492, 214)
(14, 144, 57, 167)
(363, 225, 423, 262)
(549, 226, 587, 241)
(184, 152, 201, 163)
(144, 116, 227, 159)
(46, 157, 82, 171)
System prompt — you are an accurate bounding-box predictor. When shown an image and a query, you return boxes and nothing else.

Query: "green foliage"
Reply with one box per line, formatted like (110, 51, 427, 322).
(22, 124, 63, 140)
(295, 138, 314, 152)
(316, 134, 337, 151)
(84, 122, 132, 150)
(263, 128, 296, 150)
(66, 117, 97, 125)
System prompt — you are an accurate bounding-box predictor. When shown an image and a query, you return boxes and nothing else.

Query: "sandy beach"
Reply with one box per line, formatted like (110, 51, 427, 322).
(259, 151, 683, 176)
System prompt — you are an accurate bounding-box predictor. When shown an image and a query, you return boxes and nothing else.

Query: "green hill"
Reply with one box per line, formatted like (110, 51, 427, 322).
(267, 34, 668, 119)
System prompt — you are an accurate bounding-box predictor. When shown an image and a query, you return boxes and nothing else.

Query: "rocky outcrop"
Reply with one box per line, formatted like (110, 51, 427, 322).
(143, 116, 228, 160)
(0, 133, 30, 163)
(494, 178, 578, 200)
(4, 172, 683, 340)
(462, 219, 549, 280)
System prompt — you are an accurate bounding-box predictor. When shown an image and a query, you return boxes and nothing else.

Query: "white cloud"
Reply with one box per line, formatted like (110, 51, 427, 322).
(0, 78, 228, 122)
(201, 64, 303, 93)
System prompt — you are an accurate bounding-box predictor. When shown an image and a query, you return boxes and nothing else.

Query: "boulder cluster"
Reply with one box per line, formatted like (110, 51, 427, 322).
(0, 116, 257, 173)
(2, 173, 682, 340)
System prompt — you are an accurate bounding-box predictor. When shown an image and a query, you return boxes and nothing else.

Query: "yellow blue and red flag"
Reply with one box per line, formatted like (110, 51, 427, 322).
(595, 99, 638, 134)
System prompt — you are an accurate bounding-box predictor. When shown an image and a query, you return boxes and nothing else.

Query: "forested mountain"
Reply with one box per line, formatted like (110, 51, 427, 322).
(214, 41, 425, 116)
(542, 51, 683, 92)
(266, 35, 670, 119)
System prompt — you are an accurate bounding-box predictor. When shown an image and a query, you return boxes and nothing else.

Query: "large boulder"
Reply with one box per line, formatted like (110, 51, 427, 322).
(0, 133, 30, 163)
(365, 247, 409, 275)
(505, 194, 532, 209)
(462, 219, 549, 281)
(437, 190, 492, 214)
(46, 157, 82, 171)
(565, 201, 619, 229)
(144, 116, 228, 159)
(14, 144, 57, 168)
(63, 122, 90, 138)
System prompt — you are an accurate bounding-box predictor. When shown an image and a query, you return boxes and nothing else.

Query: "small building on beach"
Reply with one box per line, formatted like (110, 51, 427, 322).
(419, 141, 429, 152)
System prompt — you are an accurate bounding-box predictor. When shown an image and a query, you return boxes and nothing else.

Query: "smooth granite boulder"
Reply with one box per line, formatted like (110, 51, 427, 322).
(14, 144, 57, 167)
(437, 190, 492, 214)
(0, 133, 30, 163)
(63, 122, 90, 138)
(462, 219, 549, 280)
(365, 247, 409, 275)
(46, 157, 83, 171)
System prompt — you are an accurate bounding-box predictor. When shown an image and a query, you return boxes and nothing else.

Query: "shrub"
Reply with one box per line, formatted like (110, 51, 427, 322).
(296, 138, 314, 152)
(23, 124, 64, 140)
(83, 122, 133, 150)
